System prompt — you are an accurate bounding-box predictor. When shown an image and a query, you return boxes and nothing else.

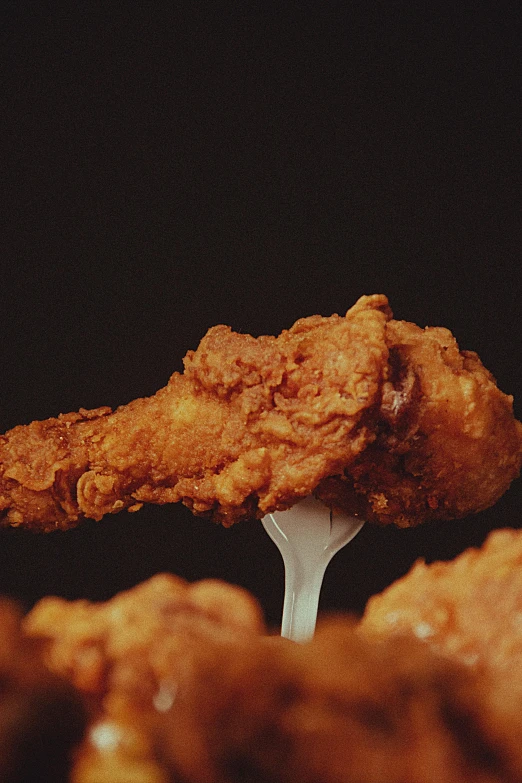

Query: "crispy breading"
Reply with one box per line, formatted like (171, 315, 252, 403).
(0, 294, 390, 530)
(29, 573, 522, 783)
(157, 616, 522, 783)
(360, 527, 522, 781)
(21, 544, 522, 783)
(24, 574, 264, 783)
(317, 319, 522, 526)
(361, 527, 522, 686)
(0, 294, 520, 531)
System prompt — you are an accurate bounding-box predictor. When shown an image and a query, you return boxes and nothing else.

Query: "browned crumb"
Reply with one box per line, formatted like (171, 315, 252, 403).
(0, 294, 520, 531)
(157, 616, 522, 783)
(25, 574, 264, 783)
(361, 527, 522, 687)
(316, 318, 522, 526)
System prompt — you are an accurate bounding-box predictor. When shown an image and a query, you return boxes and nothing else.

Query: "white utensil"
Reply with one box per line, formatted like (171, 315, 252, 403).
(262, 495, 364, 643)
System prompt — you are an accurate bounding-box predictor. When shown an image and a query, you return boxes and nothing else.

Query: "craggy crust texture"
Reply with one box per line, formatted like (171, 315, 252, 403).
(15, 558, 522, 783)
(29, 572, 522, 783)
(0, 294, 390, 530)
(0, 293, 520, 531)
(157, 617, 522, 783)
(316, 319, 522, 527)
(25, 574, 264, 783)
(361, 527, 522, 690)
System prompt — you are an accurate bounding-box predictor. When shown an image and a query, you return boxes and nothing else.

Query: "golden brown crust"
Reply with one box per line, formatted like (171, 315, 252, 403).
(18, 538, 522, 783)
(25, 574, 264, 705)
(0, 295, 390, 530)
(361, 527, 522, 684)
(359, 527, 522, 779)
(316, 319, 522, 527)
(25, 575, 265, 783)
(0, 294, 520, 531)
(157, 616, 522, 783)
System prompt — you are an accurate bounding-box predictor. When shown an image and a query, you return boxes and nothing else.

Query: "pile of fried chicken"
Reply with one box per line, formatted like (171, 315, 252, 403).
(0, 294, 521, 782)
(5, 529, 522, 783)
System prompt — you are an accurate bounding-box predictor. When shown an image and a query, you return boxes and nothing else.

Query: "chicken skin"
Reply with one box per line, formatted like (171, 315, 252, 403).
(361, 527, 522, 694)
(0, 294, 390, 531)
(25, 574, 264, 783)
(156, 616, 522, 783)
(317, 318, 522, 526)
(24, 575, 522, 783)
(0, 294, 520, 531)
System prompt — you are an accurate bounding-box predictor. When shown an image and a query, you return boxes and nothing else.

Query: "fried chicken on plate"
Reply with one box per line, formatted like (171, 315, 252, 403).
(0, 294, 520, 531)
(22, 569, 522, 783)
(359, 527, 522, 780)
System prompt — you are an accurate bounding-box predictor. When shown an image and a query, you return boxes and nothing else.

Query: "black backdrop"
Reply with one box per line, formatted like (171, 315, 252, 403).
(1, 2, 521, 627)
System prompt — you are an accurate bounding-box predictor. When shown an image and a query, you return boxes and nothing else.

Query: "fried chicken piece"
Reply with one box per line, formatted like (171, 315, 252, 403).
(22, 563, 522, 783)
(316, 318, 522, 527)
(1, 294, 520, 532)
(24, 574, 264, 783)
(360, 528, 522, 780)
(157, 616, 522, 783)
(0, 600, 85, 783)
(361, 527, 522, 692)
(0, 294, 391, 531)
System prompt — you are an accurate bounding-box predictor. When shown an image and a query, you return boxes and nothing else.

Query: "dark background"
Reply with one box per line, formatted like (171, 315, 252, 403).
(1, 1, 521, 627)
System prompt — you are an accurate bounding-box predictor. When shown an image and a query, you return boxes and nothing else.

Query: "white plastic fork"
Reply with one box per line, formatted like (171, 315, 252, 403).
(262, 495, 365, 643)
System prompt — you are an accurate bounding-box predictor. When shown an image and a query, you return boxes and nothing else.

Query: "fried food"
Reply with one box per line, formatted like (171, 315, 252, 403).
(0, 294, 391, 530)
(361, 527, 522, 690)
(359, 527, 522, 781)
(0, 599, 85, 783)
(26, 571, 522, 783)
(156, 616, 522, 783)
(19, 543, 522, 783)
(24, 574, 264, 783)
(316, 318, 522, 527)
(0, 294, 520, 531)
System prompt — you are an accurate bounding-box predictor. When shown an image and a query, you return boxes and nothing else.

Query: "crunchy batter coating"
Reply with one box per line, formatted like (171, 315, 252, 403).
(0, 294, 390, 530)
(25, 574, 264, 783)
(157, 617, 522, 783)
(24, 573, 522, 783)
(361, 527, 522, 688)
(0, 294, 520, 531)
(317, 318, 522, 526)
